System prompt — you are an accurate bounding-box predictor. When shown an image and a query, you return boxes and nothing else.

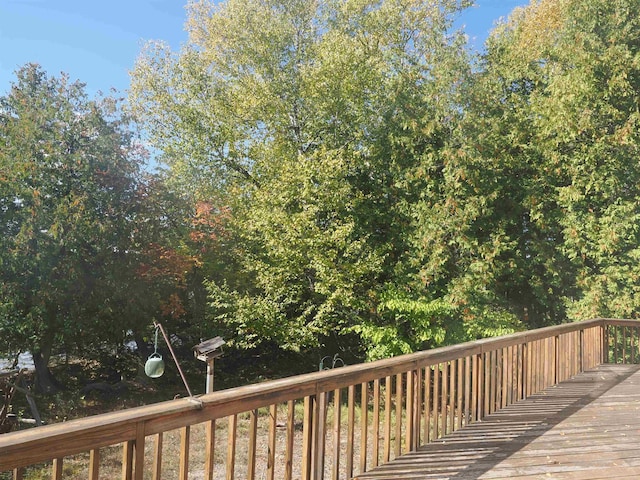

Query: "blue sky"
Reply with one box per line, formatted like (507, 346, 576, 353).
(0, 0, 529, 96)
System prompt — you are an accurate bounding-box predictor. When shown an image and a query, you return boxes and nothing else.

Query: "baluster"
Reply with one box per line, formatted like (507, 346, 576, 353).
(267, 405, 277, 480)
(179, 426, 190, 480)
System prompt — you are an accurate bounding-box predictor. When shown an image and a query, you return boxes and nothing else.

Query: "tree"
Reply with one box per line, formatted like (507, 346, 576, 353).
(491, 0, 640, 320)
(0, 64, 148, 391)
(420, 0, 640, 331)
(130, 0, 479, 359)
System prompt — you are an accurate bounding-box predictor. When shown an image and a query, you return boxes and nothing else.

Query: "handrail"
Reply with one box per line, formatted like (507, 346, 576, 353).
(0, 318, 636, 479)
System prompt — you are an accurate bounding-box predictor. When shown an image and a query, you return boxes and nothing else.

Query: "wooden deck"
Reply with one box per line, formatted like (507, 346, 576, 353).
(356, 363, 640, 480)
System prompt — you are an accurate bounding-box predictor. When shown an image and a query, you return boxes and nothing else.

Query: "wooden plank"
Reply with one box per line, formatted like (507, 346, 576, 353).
(13, 468, 23, 480)
(122, 441, 133, 480)
(394, 373, 402, 457)
(383, 376, 392, 463)
(226, 415, 237, 480)
(152, 433, 163, 480)
(301, 398, 312, 480)
(284, 400, 295, 480)
(52, 458, 63, 480)
(524, 342, 531, 398)
(355, 364, 640, 480)
(179, 426, 190, 480)
(360, 383, 368, 473)
(204, 421, 215, 480)
(501, 347, 507, 409)
(133, 422, 145, 480)
(471, 354, 479, 421)
(372, 379, 380, 468)
(432, 365, 440, 439)
(462, 357, 472, 425)
(315, 392, 327, 480)
(482, 352, 490, 418)
(440, 363, 448, 436)
(491, 350, 498, 411)
(517, 344, 523, 401)
(511, 344, 517, 402)
(267, 405, 277, 480)
(247, 410, 258, 480)
(448, 360, 455, 434)
(346, 385, 355, 478)
(423, 367, 431, 443)
(89, 448, 100, 480)
(332, 389, 341, 480)
(413, 368, 422, 448)
(475, 352, 482, 418)
(456, 358, 463, 431)
(404, 372, 413, 453)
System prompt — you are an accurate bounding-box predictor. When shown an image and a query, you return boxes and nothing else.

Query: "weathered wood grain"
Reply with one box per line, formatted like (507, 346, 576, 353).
(356, 364, 640, 480)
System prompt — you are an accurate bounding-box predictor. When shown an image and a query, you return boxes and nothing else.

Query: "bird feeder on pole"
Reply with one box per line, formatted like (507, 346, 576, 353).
(193, 337, 225, 394)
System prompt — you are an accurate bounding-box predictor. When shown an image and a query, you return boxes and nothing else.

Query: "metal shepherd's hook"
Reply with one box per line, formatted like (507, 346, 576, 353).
(151, 321, 194, 398)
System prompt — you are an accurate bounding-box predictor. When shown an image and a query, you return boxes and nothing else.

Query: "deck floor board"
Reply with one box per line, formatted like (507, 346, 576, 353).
(356, 364, 640, 480)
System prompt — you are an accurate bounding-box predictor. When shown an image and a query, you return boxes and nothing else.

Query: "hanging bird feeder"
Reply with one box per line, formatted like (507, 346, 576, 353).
(144, 321, 194, 398)
(144, 325, 165, 378)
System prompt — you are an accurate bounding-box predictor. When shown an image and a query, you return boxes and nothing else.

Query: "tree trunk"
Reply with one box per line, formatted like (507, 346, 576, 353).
(32, 348, 61, 394)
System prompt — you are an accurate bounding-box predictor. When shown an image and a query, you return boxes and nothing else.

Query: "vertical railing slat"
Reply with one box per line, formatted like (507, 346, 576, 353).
(456, 358, 463, 430)
(360, 383, 368, 474)
(372, 379, 380, 468)
(463, 356, 471, 426)
(315, 392, 327, 480)
(267, 405, 277, 480)
(414, 367, 422, 448)
(205, 421, 215, 480)
(346, 385, 355, 478)
(440, 363, 448, 435)
(394, 373, 402, 457)
(226, 415, 237, 480)
(383, 376, 392, 463)
(247, 410, 258, 480)
(134, 422, 145, 480)
(448, 360, 455, 434)
(285, 400, 295, 480)
(152, 433, 163, 480)
(424, 367, 431, 442)
(302, 398, 313, 480)
(433, 365, 440, 438)
(405, 371, 413, 453)
(122, 441, 134, 480)
(89, 448, 100, 480)
(52, 458, 63, 480)
(180, 426, 190, 480)
(332, 389, 342, 480)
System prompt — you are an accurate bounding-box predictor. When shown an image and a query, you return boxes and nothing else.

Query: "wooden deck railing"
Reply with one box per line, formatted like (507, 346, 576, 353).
(0, 318, 637, 480)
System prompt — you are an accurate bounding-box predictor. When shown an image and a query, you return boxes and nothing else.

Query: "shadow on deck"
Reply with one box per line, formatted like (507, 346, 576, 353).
(356, 364, 640, 480)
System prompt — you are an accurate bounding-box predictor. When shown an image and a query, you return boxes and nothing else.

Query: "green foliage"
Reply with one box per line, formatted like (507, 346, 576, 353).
(354, 291, 454, 360)
(130, 0, 474, 358)
(480, 0, 640, 321)
(124, 0, 640, 365)
(0, 65, 194, 389)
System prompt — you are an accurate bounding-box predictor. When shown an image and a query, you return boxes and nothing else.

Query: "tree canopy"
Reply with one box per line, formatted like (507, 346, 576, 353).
(130, 0, 640, 361)
(0, 64, 196, 390)
(3, 0, 639, 389)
